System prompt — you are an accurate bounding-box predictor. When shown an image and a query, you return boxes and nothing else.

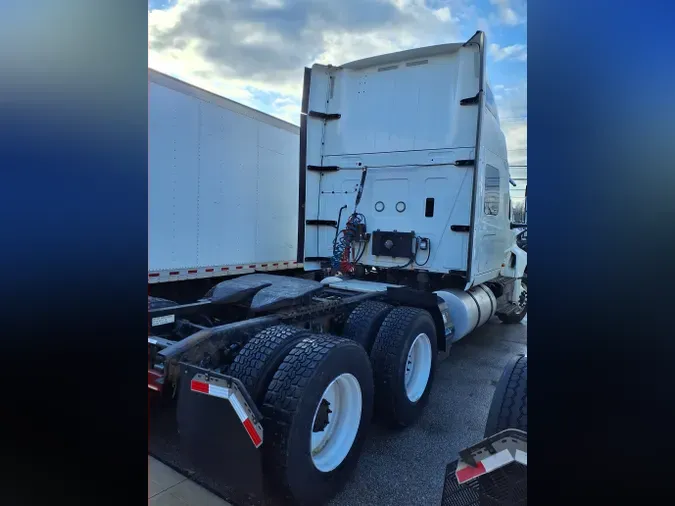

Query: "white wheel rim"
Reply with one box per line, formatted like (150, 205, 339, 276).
(310, 373, 363, 473)
(404, 333, 432, 402)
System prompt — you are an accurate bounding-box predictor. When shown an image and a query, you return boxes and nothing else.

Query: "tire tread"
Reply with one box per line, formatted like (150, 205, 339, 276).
(370, 306, 437, 426)
(229, 325, 309, 404)
(262, 335, 370, 504)
(342, 300, 393, 351)
(487, 355, 527, 435)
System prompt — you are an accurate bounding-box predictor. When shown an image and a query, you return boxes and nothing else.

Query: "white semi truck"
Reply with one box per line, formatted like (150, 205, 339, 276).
(148, 31, 527, 506)
(148, 69, 303, 301)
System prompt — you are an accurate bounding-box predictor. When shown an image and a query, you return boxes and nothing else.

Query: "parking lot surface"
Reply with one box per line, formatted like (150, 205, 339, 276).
(149, 316, 526, 506)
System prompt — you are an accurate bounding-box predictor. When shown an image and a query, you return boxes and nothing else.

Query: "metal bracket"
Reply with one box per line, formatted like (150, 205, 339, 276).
(307, 165, 339, 172)
(306, 219, 338, 227)
(458, 428, 527, 468)
(308, 111, 341, 121)
(460, 93, 480, 106)
(455, 159, 475, 167)
(304, 256, 331, 262)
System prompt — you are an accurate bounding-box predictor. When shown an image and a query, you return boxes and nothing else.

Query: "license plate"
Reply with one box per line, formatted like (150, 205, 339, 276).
(151, 314, 175, 327)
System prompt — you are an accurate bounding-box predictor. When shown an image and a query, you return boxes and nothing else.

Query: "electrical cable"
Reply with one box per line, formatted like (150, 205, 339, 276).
(331, 212, 365, 272)
(331, 168, 368, 274)
(414, 236, 431, 267)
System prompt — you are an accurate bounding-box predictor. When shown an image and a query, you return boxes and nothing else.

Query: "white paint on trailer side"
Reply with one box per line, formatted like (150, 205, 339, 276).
(148, 70, 300, 280)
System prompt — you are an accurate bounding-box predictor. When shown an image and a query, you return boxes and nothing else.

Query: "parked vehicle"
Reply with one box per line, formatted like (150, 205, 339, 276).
(148, 69, 303, 301)
(148, 31, 528, 505)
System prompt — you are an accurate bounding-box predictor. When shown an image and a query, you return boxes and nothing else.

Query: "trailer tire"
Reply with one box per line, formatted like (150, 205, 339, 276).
(342, 300, 393, 352)
(262, 335, 374, 506)
(484, 355, 527, 437)
(370, 306, 438, 427)
(229, 325, 311, 405)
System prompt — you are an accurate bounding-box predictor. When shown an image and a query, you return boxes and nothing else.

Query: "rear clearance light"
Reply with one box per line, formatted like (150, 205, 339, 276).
(190, 378, 263, 448)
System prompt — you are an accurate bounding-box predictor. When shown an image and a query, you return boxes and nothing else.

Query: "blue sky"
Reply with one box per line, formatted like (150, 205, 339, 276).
(148, 0, 526, 165)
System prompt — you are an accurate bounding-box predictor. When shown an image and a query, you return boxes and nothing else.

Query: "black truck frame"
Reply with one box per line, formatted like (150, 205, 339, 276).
(148, 273, 454, 505)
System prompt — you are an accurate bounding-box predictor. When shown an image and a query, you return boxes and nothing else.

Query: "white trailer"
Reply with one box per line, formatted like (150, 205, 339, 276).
(148, 69, 302, 285)
(149, 32, 527, 506)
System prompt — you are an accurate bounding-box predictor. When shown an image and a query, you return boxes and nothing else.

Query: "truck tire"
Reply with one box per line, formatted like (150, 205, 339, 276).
(228, 325, 311, 406)
(370, 306, 438, 427)
(262, 335, 374, 506)
(342, 300, 393, 352)
(484, 355, 527, 437)
(497, 276, 527, 324)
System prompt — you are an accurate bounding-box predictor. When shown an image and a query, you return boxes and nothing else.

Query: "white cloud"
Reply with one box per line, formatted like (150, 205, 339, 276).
(433, 7, 457, 23)
(489, 43, 527, 62)
(503, 121, 527, 166)
(149, 0, 465, 122)
(148, 0, 526, 164)
(489, 0, 526, 26)
(494, 80, 527, 166)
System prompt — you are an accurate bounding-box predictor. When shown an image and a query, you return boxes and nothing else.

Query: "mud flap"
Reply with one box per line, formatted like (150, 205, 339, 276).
(441, 429, 527, 506)
(176, 364, 266, 505)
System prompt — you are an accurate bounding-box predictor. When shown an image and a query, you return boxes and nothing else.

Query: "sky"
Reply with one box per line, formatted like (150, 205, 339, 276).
(148, 0, 527, 166)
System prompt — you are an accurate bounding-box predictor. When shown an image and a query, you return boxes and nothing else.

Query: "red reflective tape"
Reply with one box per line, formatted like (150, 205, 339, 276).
(188, 269, 198, 274)
(249, 265, 256, 268)
(242, 418, 262, 447)
(205, 268, 214, 272)
(261, 264, 268, 267)
(272, 263, 278, 266)
(169, 271, 179, 276)
(148, 370, 163, 393)
(292, 261, 298, 264)
(456, 462, 486, 483)
(221, 267, 229, 271)
(283, 262, 289, 265)
(190, 380, 209, 393)
(148, 273, 159, 278)
(236, 266, 243, 270)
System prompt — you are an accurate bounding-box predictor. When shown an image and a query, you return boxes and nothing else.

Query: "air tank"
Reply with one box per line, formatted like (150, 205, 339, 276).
(434, 285, 497, 342)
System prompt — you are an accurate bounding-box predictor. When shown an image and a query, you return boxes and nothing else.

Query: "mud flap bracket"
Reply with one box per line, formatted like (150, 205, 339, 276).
(176, 364, 266, 503)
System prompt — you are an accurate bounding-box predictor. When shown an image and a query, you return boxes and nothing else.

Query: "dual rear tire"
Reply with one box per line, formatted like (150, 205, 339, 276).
(230, 325, 374, 505)
(370, 306, 438, 427)
(227, 302, 439, 504)
(344, 302, 439, 426)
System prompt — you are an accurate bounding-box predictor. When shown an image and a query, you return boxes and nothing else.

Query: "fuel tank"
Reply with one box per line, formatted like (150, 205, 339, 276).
(434, 284, 497, 342)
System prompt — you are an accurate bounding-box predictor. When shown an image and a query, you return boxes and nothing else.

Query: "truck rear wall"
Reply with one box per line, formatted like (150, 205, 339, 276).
(303, 36, 512, 286)
(149, 70, 301, 283)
